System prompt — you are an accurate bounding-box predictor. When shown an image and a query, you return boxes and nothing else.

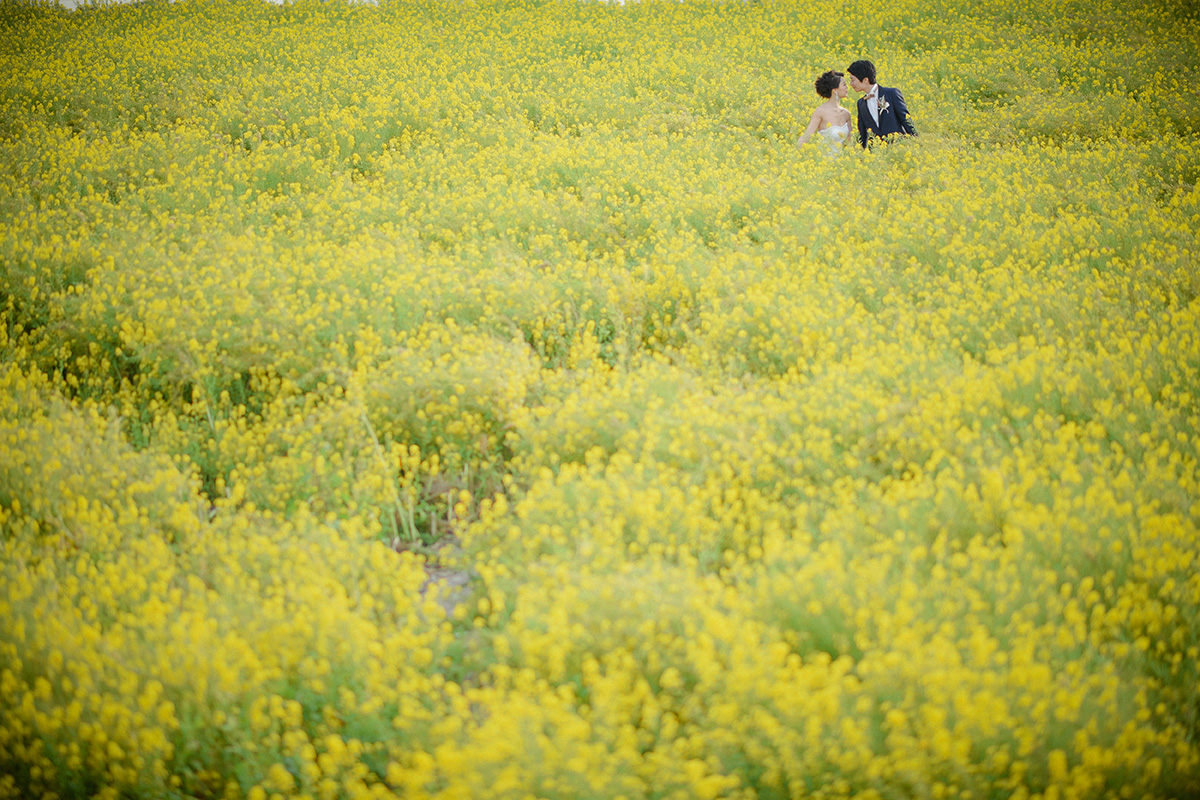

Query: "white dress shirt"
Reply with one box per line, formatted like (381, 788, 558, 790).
(865, 84, 880, 125)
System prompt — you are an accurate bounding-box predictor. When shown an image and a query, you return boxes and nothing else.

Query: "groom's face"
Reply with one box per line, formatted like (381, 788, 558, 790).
(847, 74, 870, 94)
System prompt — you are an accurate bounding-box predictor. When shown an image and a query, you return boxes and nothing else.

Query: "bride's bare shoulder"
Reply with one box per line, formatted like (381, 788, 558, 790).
(817, 104, 847, 122)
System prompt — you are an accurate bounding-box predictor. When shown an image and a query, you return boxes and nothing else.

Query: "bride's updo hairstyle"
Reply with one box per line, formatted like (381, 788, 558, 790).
(815, 70, 844, 98)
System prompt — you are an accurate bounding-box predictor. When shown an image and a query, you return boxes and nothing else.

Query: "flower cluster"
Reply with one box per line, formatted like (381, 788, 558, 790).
(2, 0, 1199, 798)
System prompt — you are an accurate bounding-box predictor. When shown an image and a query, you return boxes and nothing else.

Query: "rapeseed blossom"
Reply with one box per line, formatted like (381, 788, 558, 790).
(2, 0, 1199, 797)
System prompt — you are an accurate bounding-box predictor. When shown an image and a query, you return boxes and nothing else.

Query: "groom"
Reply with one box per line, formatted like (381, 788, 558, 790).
(847, 60, 916, 148)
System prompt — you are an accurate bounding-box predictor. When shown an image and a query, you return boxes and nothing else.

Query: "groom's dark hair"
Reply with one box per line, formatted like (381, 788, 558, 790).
(847, 60, 877, 84)
(815, 70, 844, 98)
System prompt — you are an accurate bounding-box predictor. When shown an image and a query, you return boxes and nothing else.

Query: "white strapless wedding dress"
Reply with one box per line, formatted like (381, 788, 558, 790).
(818, 122, 850, 155)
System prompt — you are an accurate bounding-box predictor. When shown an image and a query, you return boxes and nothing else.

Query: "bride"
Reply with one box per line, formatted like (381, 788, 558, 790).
(796, 70, 852, 152)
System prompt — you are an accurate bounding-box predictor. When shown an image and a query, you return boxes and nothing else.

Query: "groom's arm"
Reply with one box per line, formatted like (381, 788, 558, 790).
(892, 88, 916, 136)
(857, 107, 869, 148)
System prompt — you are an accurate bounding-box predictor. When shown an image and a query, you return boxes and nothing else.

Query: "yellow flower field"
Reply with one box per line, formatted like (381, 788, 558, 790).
(2, 0, 1199, 797)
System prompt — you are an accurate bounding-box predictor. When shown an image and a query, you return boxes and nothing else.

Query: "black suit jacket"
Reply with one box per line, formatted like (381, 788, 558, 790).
(857, 85, 916, 148)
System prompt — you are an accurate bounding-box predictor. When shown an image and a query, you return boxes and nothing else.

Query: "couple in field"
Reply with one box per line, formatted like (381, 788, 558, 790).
(796, 59, 915, 152)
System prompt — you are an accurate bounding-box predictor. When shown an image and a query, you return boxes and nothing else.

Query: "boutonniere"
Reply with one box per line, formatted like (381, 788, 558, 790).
(877, 94, 890, 114)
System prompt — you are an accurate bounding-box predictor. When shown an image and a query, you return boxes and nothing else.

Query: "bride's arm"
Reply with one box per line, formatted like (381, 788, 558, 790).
(796, 110, 821, 145)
